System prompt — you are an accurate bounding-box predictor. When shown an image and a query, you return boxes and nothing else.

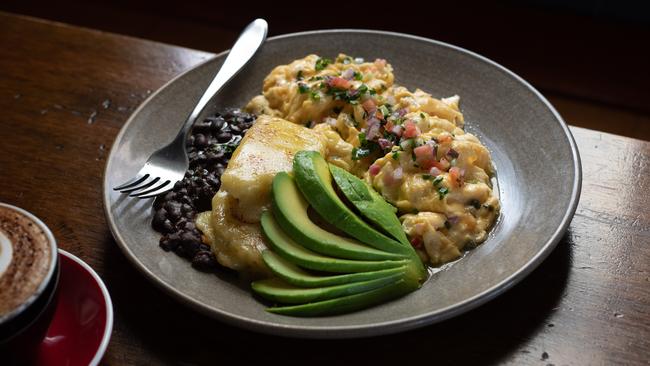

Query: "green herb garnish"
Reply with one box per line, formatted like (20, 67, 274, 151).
(379, 105, 390, 118)
(433, 176, 444, 186)
(315, 58, 332, 71)
(437, 187, 449, 200)
(298, 83, 309, 94)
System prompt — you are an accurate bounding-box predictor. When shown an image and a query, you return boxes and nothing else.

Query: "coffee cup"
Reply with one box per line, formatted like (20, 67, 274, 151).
(0, 203, 59, 365)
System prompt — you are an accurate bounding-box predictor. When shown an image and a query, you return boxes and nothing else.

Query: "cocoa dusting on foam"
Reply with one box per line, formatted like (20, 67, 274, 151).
(0, 207, 52, 316)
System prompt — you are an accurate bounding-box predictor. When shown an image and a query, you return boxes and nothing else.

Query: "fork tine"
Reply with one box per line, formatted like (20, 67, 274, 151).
(129, 180, 171, 198)
(134, 181, 174, 199)
(113, 174, 148, 191)
(120, 176, 158, 194)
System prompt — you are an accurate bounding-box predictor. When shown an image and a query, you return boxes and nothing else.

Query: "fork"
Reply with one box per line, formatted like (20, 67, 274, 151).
(113, 19, 268, 198)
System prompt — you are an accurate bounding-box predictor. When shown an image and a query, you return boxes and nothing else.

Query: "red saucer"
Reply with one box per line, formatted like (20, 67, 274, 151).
(34, 250, 113, 366)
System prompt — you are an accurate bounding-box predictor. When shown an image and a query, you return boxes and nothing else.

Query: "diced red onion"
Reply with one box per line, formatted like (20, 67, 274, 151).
(397, 108, 407, 117)
(429, 167, 442, 176)
(392, 125, 403, 137)
(377, 138, 393, 151)
(447, 148, 459, 159)
(369, 163, 381, 176)
(447, 216, 460, 225)
(341, 68, 355, 80)
(366, 123, 381, 140)
(324, 117, 337, 127)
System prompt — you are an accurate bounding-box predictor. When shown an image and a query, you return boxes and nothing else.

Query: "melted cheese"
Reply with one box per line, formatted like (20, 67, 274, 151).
(197, 116, 326, 276)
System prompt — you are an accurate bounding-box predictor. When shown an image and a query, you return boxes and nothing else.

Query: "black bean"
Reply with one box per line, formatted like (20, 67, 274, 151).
(216, 132, 232, 142)
(152, 209, 167, 231)
(151, 107, 256, 271)
(162, 219, 174, 233)
(194, 134, 208, 148)
(192, 251, 217, 271)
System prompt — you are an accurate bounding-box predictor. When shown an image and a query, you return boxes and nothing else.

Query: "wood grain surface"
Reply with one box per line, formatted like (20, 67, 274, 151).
(0, 13, 648, 366)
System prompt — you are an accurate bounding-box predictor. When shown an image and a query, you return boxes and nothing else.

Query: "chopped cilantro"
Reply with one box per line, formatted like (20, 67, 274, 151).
(420, 112, 426, 120)
(422, 174, 432, 180)
(296, 70, 303, 80)
(315, 58, 332, 71)
(358, 132, 367, 145)
(353, 71, 363, 81)
(310, 90, 320, 100)
(437, 187, 449, 200)
(433, 176, 444, 186)
(369, 88, 377, 95)
(357, 84, 369, 94)
(298, 83, 309, 94)
(392, 151, 400, 160)
(351, 147, 371, 160)
(379, 105, 391, 118)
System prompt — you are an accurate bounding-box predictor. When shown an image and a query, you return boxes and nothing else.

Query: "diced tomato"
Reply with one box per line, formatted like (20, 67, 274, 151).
(362, 99, 376, 113)
(432, 158, 450, 171)
(329, 76, 352, 89)
(369, 163, 381, 176)
(410, 236, 423, 249)
(414, 144, 435, 169)
(403, 120, 420, 139)
(437, 133, 452, 143)
(449, 166, 463, 187)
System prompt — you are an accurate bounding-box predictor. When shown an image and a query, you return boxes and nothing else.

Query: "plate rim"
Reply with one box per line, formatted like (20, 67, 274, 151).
(102, 28, 582, 338)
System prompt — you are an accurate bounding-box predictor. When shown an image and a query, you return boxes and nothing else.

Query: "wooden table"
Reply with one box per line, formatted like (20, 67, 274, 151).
(1, 12, 648, 365)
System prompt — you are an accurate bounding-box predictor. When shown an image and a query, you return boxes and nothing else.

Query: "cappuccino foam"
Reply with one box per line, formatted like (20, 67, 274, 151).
(0, 206, 53, 317)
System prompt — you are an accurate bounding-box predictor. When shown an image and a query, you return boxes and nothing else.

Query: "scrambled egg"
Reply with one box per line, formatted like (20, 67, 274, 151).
(199, 54, 500, 273)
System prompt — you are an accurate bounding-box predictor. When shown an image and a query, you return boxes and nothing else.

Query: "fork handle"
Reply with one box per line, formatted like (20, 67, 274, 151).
(174, 18, 268, 144)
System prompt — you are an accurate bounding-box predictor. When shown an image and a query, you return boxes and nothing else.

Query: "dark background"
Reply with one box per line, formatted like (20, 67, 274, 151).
(3, 0, 649, 140)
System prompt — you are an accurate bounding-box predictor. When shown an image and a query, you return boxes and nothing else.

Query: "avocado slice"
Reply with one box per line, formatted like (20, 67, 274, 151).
(292, 151, 409, 255)
(329, 164, 410, 246)
(271, 172, 405, 261)
(261, 211, 408, 273)
(266, 279, 413, 317)
(252, 272, 404, 304)
(261, 250, 408, 288)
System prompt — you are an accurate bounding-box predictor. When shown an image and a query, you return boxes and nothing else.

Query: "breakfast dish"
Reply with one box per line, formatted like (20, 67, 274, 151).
(104, 29, 580, 336)
(151, 54, 500, 315)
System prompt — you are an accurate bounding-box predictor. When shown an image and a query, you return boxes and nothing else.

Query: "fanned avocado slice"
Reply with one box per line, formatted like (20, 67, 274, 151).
(253, 150, 428, 317)
(292, 151, 409, 255)
(329, 164, 410, 246)
(271, 172, 405, 261)
(262, 250, 408, 288)
(252, 272, 404, 304)
(266, 279, 412, 317)
(261, 211, 408, 273)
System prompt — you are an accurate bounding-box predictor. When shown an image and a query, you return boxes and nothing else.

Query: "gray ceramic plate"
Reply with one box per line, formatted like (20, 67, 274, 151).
(103, 30, 581, 338)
